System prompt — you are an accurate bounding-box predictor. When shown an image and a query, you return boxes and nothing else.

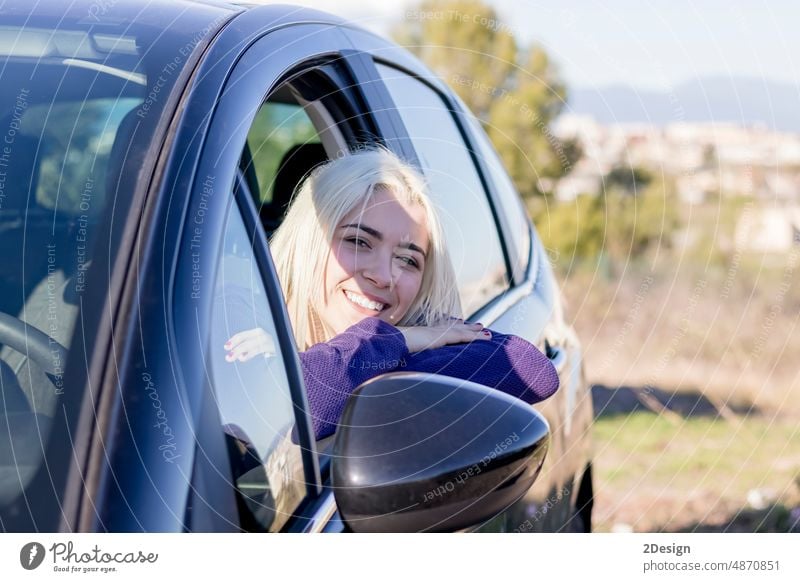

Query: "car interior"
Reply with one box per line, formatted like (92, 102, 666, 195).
(240, 69, 375, 238)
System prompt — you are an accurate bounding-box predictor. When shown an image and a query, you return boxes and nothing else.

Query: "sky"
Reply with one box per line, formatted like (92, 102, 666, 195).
(272, 0, 800, 91)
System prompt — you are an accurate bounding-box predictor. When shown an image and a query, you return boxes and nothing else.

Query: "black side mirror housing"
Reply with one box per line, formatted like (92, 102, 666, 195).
(331, 372, 550, 532)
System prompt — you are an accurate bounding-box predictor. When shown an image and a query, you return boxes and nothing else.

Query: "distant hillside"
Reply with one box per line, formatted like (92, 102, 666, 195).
(568, 77, 800, 132)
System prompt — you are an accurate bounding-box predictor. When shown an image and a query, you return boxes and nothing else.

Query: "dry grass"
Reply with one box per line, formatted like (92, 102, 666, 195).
(556, 251, 800, 532)
(591, 411, 800, 532)
(561, 256, 800, 417)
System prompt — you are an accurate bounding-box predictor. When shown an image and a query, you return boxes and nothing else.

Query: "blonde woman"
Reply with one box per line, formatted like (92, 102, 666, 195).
(225, 147, 559, 439)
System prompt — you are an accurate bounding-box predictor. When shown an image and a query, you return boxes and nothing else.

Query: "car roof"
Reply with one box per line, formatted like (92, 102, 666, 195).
(1, 0, 240, 23)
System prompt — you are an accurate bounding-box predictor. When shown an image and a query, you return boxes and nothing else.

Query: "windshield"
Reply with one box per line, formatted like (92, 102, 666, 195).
(0, 0, 234, 529)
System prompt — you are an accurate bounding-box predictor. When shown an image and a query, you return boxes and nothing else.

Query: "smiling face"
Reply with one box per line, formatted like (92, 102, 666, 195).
(319, 186, 429, 335)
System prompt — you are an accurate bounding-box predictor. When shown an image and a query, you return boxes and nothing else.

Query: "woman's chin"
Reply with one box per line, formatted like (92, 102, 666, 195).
(331, 295, 404, 331)
(343, 309, 392, 330)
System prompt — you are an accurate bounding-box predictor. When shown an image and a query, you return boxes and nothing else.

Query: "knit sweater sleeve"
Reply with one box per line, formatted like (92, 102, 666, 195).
(299, 317, 409, 440)
(404, 332, 559, 405)
(300, 319, 559, 440)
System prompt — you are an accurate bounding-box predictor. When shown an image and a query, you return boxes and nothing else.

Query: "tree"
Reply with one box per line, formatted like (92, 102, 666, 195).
(603, 173, 680, 263)
(534, 193, 606, 265)
(393, 0, 572, 198)
(605, 164, 653, 194)
(486, 46, 571, 197)
(535, 168, 681, 274)
(392, 0, 516, 119)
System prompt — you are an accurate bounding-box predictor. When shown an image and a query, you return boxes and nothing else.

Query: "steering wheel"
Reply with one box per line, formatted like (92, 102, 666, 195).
(0, 312, 68, 379)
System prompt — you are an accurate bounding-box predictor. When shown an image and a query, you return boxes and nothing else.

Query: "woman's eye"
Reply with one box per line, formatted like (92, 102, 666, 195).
(396, 255, 420, 269)
(346, 237, 370, 249)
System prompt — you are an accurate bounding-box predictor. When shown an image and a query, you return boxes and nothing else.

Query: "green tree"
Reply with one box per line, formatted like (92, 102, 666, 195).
(605, 164, 653, 194)
(393, 0, 572, 198)
(486, 46, 572, 197)
(534, 193, 605, 265)
(535, 168, 681, 274)
(392, 0, 516, 119)
(603, 175, 680, 264)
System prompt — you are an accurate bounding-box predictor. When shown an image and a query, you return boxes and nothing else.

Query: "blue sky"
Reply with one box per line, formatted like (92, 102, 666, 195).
(279, 0, 800, 90)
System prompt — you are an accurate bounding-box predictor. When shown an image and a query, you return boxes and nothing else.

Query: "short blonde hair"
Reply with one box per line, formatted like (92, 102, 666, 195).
(270, 146, 462, 349)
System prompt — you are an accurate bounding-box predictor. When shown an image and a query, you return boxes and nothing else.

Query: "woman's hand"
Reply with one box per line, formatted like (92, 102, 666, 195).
(224, 327, 277, 362)
(398, 320, 491, 353)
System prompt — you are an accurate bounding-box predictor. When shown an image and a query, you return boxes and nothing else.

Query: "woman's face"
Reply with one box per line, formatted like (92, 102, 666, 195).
(320, 186, 429, 335)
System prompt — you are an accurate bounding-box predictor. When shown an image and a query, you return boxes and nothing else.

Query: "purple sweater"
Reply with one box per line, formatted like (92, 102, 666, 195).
(300, 318, 560, 440)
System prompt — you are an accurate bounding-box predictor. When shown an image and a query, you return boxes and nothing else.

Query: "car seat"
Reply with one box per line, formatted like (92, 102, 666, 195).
(258, 142, 327, 233)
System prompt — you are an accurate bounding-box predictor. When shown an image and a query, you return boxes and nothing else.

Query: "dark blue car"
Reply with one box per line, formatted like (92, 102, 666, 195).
(0, 0, 593, 532)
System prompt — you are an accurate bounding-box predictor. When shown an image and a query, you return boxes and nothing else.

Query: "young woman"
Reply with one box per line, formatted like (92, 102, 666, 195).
(224, 147, 559, 440)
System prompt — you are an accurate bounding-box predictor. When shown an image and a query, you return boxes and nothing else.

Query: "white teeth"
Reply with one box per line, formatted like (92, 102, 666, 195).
(344, 290, 385, 311)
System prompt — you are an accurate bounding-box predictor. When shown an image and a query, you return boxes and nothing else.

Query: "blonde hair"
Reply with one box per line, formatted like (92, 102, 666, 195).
(270, 147, 462, 350)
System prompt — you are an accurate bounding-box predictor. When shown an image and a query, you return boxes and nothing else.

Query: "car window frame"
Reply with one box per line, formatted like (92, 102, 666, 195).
(457, 103, 533, 285)
(210, 171, 312, 530)
(340, 27, 550, 313)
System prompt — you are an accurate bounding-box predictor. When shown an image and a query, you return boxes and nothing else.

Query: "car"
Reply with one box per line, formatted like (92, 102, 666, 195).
(0, 0, 593, 533)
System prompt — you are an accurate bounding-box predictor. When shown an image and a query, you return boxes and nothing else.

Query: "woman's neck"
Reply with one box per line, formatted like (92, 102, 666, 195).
(308, 307, 329, 349)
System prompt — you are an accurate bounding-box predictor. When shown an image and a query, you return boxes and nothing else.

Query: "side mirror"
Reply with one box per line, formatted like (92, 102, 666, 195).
(331, 372, 550, 532)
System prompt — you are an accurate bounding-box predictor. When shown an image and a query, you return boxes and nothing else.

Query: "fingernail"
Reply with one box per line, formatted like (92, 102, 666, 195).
(482, 330, 492, 337)
(224, 342, 231, 349)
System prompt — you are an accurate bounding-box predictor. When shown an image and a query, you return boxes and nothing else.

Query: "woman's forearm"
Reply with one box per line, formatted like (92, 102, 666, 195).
(300, 317, 409, 439)
(404, 333, 559, 404)
(300, 319, 559, 441)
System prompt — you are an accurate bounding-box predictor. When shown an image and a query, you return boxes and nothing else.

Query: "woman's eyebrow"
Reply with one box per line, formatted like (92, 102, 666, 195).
(341, 223, 427, 258)
(399, 241, 427, 258)
(341, 223, 382, 239)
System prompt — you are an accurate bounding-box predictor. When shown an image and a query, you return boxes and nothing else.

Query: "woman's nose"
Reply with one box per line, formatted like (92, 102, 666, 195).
(361, 254, 395, 289)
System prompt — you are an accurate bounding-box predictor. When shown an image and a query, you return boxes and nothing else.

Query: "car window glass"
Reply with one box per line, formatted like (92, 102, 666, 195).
(0, 94, 141, 507)
(0, 7, 224, 525)
(465, 113, 532, 280)
(375, 63, 509, 315)
(208, 201, 306, 532)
